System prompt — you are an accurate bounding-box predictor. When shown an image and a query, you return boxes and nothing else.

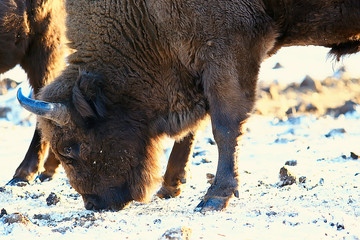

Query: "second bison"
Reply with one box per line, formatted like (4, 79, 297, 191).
(1, 0, 67, 184)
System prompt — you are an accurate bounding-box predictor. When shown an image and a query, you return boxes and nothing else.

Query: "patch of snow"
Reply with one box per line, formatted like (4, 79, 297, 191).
(259, 46, 360, 83)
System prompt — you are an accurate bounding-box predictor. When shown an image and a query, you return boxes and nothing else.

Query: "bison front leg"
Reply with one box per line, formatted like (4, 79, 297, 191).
(7, 128, 60, 185)
(196, 54, 258, 213)
(7, 128, 47, 185)
(157, 132, 196, 198)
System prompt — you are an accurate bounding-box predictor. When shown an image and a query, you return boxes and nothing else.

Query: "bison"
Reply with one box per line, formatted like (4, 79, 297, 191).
(0, 0, 67, 184)
(18, 0, 359, 212)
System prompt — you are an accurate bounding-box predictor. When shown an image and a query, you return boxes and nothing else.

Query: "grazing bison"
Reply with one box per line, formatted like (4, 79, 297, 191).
(0, 0, 67, 184)
(18, 0, 359, 212)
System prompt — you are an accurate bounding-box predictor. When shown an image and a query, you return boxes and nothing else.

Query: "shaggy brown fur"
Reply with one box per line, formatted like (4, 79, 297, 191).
(1, 0, 67, 183)
(265, 0, 360, 58)
(0, 0, 67, 90)
(23, 0, 360, 211)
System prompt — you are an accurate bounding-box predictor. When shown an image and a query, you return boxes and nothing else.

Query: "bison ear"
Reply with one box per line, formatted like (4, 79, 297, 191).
(72, 71, 108, 120)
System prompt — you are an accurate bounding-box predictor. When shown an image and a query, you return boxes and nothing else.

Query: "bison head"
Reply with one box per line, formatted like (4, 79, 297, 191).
(18, 70, 161, 210)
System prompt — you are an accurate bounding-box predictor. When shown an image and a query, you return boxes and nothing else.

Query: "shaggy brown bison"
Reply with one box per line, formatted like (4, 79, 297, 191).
(18, 0, 359, 212)
(0, 0, 67, 184)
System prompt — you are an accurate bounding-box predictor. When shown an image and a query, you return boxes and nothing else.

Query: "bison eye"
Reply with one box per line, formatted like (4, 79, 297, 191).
(63, 147, 73, 156)
(58, 143, 80, 162)
(64, 146, 72, 155)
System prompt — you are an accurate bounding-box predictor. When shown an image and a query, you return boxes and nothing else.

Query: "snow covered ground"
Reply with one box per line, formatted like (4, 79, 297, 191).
(259, 46, 360, 83)
(0, 46, 360, 239)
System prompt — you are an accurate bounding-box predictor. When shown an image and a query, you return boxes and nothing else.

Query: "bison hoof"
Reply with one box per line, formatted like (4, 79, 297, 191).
(6, 178, 29, 187)
(156, 185, 181, 199)
(194, 196, 230, 213)
(36, 173, 53, 182)
(194, 187, 239, 213)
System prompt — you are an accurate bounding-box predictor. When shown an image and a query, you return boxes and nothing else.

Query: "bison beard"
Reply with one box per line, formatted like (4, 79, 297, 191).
(17, 0, 360, 212)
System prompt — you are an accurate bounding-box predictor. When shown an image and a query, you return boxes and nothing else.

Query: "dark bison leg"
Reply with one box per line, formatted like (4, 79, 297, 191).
(7, 128, 47, 185)
(195, 49, 260, 212)
(157, 132, 196, 198)
(7, 127, 60, 185)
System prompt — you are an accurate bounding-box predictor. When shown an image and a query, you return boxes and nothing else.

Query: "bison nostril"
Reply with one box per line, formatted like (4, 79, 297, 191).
(85, 200, 95, 210)
(83, 194, 104, 210)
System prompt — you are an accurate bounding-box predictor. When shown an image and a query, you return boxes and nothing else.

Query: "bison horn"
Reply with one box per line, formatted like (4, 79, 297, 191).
(17, 88, 70, 126)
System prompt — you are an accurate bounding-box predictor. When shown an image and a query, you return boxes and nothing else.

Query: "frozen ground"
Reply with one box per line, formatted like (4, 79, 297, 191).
(0, 46, 359, 239)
